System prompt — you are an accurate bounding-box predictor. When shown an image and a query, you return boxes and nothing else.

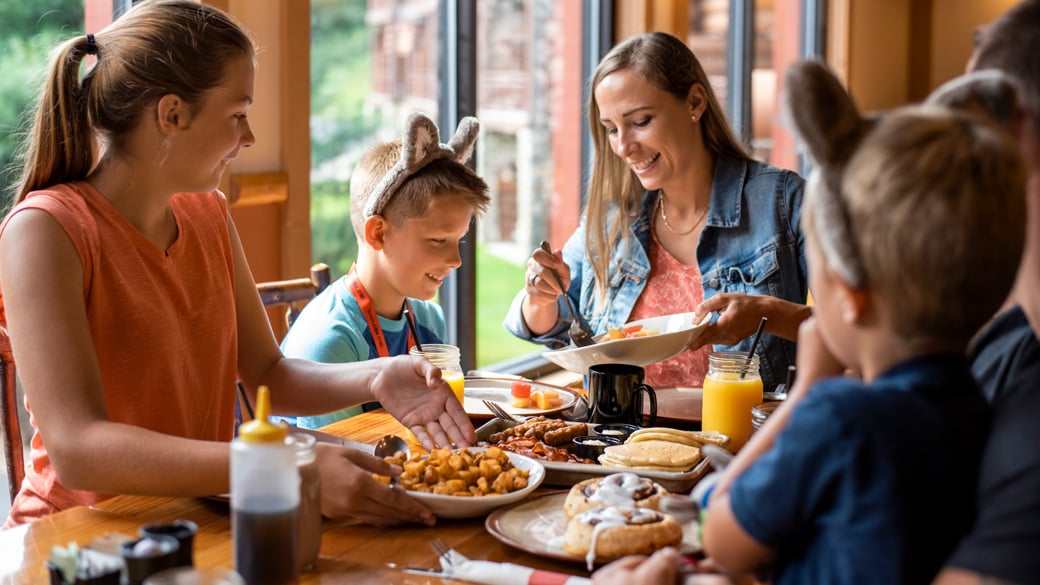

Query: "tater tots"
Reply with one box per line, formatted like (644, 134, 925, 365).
(383, 447, 530, 497)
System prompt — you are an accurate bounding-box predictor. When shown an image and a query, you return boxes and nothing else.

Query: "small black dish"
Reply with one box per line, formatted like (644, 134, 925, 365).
(591, 423, 640, 441)
(571, 435, 622, 461)
(120, 535, 180, 585)
(139, 520, 197, 568)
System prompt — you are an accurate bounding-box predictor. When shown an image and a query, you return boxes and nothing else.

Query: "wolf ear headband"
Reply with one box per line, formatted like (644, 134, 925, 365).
(363, 112, 480, 218)
(784, 60, 874, 288)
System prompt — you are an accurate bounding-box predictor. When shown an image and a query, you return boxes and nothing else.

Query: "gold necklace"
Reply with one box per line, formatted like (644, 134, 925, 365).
(658, 191, 708, 236)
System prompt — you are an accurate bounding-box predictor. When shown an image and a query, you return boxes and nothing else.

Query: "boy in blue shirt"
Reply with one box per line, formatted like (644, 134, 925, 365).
(282, 113, 489, 428)
(698, 61, 1026, 584)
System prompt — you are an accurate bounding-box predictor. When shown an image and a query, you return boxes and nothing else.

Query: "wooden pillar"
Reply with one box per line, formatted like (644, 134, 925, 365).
(614, 0, 689, 41)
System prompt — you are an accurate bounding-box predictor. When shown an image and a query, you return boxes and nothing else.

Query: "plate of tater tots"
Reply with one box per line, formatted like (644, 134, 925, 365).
(381, 446, 545, 519)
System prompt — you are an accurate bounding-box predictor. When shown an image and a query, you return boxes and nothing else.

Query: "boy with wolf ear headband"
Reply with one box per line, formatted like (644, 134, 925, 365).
(282, 112, 490, 429)
(594, 60, 1026, 584)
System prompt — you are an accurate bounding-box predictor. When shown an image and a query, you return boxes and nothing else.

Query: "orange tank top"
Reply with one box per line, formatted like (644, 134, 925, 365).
(0, 182, 238, 523)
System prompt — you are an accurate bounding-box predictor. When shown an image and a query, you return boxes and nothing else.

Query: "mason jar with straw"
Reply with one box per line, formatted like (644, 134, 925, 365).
(701, 318, 767, 452)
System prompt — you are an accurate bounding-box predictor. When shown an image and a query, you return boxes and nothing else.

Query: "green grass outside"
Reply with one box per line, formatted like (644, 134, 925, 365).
(474, 248, 545, 367)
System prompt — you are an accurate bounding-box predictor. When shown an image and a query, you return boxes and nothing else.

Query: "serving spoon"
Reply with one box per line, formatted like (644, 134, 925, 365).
(374, 434, 410, 488)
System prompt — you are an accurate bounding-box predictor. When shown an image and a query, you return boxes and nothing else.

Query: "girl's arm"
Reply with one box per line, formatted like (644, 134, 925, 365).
(0, 209, 230, 497)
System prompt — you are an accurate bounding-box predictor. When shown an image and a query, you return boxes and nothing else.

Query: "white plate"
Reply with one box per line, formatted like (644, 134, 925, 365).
(542, 312, 712, 374)
(463, 377, 580, 418)
(406, 449, 545, 519)
(484, 492, 701, 566)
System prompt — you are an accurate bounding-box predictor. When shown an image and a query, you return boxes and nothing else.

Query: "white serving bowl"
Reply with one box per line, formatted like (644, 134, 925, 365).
(406, 449, 545, 519)
(542, 312, 711, 374)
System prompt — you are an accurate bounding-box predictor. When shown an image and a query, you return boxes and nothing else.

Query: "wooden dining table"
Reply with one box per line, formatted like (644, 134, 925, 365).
(0, 381, 707, 584)
(0, 411, 598, 584)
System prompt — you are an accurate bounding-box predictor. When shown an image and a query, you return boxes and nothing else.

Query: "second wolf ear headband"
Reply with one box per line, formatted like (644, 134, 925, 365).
(363, 112, 480, 218)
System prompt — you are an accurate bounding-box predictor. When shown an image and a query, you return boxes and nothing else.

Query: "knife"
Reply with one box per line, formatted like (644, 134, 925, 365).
(290, 426, 375, 455)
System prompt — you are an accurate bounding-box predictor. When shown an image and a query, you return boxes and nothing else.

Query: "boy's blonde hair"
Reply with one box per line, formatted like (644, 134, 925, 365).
(788, 61, 1026, 344)
(350, 115, 489, 238)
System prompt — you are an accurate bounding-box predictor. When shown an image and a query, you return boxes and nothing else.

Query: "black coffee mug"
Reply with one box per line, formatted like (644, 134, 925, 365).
(587, 363, 657, 426)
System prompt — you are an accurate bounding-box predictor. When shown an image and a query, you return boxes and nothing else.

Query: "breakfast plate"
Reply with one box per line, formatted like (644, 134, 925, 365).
(402, 449, 545, 519)
(485, 492, 701, 566)
(462, 377, 580, 419)
(476, 418, 718, 492)
(542, 312, 712, 374)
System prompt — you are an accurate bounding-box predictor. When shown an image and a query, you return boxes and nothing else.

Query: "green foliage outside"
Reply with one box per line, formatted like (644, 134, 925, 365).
(474, 248, 544, 366)
(0, 1, 84, 203)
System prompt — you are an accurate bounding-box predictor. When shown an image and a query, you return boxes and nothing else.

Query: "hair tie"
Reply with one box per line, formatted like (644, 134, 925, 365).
(85, 33, 98, 55)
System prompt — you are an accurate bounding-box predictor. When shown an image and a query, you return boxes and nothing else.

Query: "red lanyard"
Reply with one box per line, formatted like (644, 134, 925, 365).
(346, 264, 415, 357)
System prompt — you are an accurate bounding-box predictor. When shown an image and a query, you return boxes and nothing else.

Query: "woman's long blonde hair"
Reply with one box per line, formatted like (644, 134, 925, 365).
(584, 32, 748, 303)
(11, 0, 255, 206)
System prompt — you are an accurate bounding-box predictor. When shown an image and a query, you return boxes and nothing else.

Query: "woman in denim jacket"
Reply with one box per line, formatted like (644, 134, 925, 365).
(504, 32, 810, 390)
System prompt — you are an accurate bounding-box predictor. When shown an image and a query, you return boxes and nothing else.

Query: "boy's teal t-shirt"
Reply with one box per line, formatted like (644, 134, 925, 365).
(279, 275, 447, 429)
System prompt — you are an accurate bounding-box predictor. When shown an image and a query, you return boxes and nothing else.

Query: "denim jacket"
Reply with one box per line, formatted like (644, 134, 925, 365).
(504, 156, 807, 390)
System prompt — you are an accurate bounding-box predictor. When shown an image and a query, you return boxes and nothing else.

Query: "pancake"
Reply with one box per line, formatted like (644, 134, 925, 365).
(597, 440, 700, 471)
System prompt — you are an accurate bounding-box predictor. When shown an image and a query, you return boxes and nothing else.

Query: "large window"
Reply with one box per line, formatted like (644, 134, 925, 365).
(310, 0, 586, 370)
(311, 0, 816, 372)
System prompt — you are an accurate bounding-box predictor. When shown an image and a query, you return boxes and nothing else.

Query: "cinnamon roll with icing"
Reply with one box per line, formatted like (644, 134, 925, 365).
(563, 472, 668, 519)
(563, 506, 683, 570)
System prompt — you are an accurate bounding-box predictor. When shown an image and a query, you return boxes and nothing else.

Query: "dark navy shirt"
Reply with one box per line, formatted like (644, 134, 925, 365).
(946, 306, 1040, 584)
(729, 354, 989, 585)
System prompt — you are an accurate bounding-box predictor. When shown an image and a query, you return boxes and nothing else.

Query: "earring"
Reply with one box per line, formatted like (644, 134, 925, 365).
(692, 114, 698, 122)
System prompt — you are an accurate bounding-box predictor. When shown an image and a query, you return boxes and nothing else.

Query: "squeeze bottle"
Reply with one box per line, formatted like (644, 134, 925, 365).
(231, 386, 299, 585)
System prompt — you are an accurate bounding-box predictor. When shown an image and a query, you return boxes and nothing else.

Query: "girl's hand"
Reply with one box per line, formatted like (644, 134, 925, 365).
(371, 355, 475, 450)
(315, 444, 435, 526)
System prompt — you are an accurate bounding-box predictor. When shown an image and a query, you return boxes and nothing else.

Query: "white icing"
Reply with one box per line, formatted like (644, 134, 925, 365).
(589, 472, 653, 507)
(578, 506, 659, 571)
(599, 429, 625, 436)
(582, 439, 608, 446)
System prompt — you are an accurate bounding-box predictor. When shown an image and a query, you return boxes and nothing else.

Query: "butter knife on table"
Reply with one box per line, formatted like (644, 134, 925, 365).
(289, 426, 375, 455)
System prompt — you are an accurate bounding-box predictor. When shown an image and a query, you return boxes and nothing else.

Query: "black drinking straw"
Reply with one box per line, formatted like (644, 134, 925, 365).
(741, 317, 768, 379)
(402, 301, 424, 352)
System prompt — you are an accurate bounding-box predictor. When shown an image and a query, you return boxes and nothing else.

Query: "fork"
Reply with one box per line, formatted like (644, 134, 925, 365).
(539, 241, 595, 347)
(482, 399, 520, 423)
(429, 537, 454, 565)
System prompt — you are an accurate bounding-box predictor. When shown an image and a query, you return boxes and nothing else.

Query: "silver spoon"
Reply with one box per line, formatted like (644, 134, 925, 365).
(374, 434, 410, 488)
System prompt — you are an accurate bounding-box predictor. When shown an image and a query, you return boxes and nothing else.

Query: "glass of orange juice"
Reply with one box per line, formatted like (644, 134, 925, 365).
(409, 344, 465, 404)
(702, 351, 763, 452)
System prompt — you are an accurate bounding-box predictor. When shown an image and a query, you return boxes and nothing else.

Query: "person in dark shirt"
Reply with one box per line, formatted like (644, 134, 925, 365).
(934, 3, 1040, 584)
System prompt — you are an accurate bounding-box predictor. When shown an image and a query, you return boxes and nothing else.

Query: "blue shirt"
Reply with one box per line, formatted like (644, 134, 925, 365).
(280, 275, 446, 428)
(729, 354, 989, 585)
(504, 156, 807, 390)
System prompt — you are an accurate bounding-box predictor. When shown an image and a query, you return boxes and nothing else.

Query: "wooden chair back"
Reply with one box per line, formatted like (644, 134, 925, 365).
(257, 262, 332, 340)
(1, 327, 24, 505)
(237, 262, 333, 422)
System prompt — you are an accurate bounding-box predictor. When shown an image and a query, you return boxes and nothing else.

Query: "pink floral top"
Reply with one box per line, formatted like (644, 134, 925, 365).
(628, 226, 711, 387)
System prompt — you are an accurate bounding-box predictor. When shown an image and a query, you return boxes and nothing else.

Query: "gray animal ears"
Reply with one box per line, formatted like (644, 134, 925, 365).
(363, 112, 481, 217)
(924, 69, 1020, 131)
(783, 60, 871, 287)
